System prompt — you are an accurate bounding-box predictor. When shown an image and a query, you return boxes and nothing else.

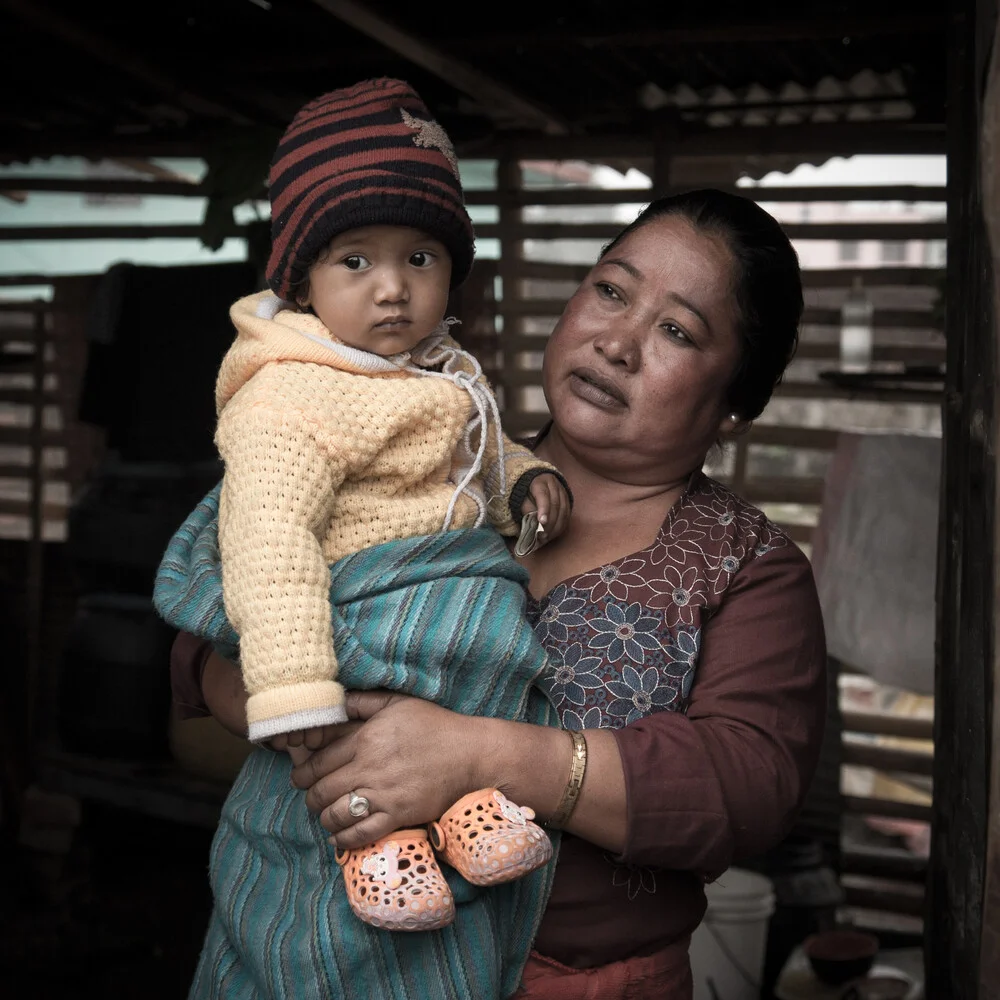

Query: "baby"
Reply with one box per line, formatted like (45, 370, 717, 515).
(157, 78, 570, 931)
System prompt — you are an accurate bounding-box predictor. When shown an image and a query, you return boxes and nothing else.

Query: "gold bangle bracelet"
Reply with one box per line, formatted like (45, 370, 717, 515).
(547, 729, 587, 829)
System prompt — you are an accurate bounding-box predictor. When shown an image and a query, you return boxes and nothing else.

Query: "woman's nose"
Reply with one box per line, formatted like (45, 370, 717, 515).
(374, 267, 408, 304)
(594, 323, 641, 372)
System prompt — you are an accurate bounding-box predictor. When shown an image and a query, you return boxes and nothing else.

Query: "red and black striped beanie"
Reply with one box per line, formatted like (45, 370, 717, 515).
(266, 78, 474, 298)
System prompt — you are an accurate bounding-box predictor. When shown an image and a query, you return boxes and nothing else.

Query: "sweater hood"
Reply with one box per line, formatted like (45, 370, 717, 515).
(216, 290, 410, 412)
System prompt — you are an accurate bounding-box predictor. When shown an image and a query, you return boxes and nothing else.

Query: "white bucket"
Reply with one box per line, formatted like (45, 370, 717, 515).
(689, 868, 775, 1000)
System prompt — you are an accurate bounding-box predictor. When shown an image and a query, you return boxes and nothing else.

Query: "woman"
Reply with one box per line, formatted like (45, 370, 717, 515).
(175, 189, 826, 998)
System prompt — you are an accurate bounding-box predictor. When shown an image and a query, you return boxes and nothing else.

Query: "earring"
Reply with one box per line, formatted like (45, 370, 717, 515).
(729, 413, 741, 423)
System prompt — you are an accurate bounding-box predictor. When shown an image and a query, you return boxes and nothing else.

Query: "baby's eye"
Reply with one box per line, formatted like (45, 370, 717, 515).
(342, 254, 370, 271)
(409, 251, 435, 267)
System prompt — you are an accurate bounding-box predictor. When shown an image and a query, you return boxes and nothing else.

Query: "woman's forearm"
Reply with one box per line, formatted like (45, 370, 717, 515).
(477, 719, 627, 854)
(202, 651, 250, 738)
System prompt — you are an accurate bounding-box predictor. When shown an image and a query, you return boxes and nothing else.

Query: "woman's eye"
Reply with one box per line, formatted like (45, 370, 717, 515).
(409, 251, 435, 267)
(342, 254, 370, 271)
(595, 282, 621, 301)
(663, 323, 691, 344)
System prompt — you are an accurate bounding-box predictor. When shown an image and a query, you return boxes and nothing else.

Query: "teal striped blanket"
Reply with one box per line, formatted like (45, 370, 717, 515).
(153, 483, 559, 1000)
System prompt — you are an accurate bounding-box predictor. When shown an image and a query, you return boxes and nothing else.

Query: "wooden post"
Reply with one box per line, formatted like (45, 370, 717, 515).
(927, 0, 998, 995)
(652, 138, 673, 198)
(25, 303, 47, 754)
(496, 153, 523, 419)
(979, 7, 1000, 991)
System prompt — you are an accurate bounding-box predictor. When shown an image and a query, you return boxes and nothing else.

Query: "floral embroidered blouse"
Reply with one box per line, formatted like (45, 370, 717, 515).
(528, 471, 827, 969)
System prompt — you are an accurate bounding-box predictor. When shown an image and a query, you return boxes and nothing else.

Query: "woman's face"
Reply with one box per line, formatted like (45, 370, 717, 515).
(542, 214, 743, 483)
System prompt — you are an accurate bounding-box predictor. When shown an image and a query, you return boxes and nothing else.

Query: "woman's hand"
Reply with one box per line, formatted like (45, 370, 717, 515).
(290, 692, 485, 849)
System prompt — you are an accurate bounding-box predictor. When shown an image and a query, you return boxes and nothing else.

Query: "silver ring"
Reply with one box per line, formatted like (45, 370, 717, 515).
(347, 790, 371, 819)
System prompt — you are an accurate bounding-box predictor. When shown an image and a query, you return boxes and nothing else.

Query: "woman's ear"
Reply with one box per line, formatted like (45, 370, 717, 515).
(718, 410, 751, 437)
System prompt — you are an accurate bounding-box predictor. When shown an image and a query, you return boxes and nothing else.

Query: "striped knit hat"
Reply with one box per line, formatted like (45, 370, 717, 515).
(267, 78, 474, 298)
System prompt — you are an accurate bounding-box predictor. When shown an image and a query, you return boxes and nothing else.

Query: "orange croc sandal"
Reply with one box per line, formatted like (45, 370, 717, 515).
(335, 828, 455, 931)
(428, 789, 553, 886)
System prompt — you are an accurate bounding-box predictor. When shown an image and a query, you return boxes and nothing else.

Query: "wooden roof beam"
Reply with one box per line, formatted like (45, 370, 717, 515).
(444, 13, 950, 50)
(0, 119, 946, 162)
(309, 0, 569, 135)
(0, 0, 252, 125)
(0, 177, 265, 199)
(108, 159, 200, 184)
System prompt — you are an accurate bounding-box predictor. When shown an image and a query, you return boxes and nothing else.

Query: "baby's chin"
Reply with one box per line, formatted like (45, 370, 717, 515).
(343, 327, 439, 357)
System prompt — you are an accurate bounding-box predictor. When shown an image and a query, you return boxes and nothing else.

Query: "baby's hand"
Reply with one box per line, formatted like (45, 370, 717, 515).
(521, 474, 571, 547)
(268, 726, 340, 753)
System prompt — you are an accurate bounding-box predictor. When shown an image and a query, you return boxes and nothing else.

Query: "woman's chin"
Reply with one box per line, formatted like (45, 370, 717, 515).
(552, 394, 628, 445)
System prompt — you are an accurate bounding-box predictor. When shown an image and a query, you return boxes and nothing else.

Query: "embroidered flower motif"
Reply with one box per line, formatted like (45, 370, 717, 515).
(647, 517, 708, 567)
(606, 854, 658, 900)
(400, 108, 460, 175)
(720, 554, 740, 573)
(706, 539, 748, 591)
(540, 642, 605, 707)
(753, 527, 788, 558)
(534, 584, 588, 646)
(589, 601, 664, 663)
(493, 791, 529, 826)
(647, 565, 709, 626)
(573, 557, 648, 602)
(688, 487, 759, 539)
(561, 706, 605, 731)
(662, 628, 701, 701)
(361, 841, 403, 889)
(606, 665, 678, 724)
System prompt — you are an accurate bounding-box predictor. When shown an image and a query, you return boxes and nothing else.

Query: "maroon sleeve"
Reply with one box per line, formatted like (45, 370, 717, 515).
(611, 542, 827, 873)
(170, 631, 215, 721)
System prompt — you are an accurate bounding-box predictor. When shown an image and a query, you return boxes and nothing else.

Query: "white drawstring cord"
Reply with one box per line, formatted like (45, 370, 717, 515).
(399, 320, 508, 530)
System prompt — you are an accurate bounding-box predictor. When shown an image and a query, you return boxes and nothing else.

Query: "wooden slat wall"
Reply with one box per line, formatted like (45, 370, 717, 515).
(0, 277, 100, 544)
(0, 298, 60, 542)
(840, 701, 932, 934)
(1, 276, 103, 755)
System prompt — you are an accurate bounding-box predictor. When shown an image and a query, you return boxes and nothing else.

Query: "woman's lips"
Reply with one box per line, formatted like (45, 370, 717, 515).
(568, 367, 628, 408)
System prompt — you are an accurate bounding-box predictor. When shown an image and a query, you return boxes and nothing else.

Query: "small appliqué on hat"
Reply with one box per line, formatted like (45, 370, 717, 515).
(401, 108, 460, 176)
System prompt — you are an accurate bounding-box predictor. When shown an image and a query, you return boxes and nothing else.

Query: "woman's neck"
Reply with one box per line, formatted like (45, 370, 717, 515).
(534, 423, 696, 512)
(522, 424, 701, 599)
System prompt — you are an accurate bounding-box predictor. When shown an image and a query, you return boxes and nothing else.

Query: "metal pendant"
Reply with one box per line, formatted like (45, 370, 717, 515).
(514, 511, 545, 557)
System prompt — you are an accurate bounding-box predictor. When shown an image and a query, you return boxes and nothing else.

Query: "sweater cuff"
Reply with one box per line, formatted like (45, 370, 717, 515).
(246, 680, 348, 742)
(247, 705, 349, 743)
(508, 468, 574, 522)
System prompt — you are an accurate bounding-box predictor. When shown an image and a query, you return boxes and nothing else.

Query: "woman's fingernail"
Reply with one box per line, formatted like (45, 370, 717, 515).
(328, 836, 338, 848)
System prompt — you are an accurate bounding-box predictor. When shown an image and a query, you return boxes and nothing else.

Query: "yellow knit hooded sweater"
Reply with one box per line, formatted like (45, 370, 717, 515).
(216, 291, 558, 741)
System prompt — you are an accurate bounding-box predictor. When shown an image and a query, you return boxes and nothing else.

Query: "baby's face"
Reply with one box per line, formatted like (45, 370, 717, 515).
(299, 226, 452, 355)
